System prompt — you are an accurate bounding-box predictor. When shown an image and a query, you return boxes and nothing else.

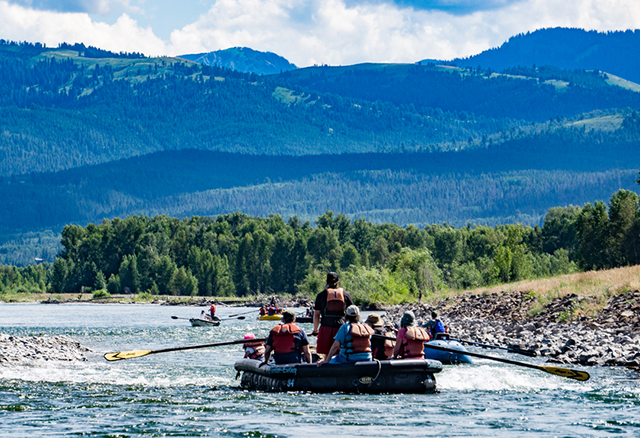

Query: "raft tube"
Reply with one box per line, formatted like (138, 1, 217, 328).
(423, 339, 472, 364)
(234, 358, 442, 394)
(294, 316, 313, 323)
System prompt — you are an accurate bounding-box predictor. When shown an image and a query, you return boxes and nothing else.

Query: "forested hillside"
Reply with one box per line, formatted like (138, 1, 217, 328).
(274, 63, 640, 121)
(2, 34, 640, 269)
(3, 188, 640, 304)
(448, 27, 640, 84)
(0, 40, 516, 177)
(179, 47, 297, 75)
(2, 114, 639, 245)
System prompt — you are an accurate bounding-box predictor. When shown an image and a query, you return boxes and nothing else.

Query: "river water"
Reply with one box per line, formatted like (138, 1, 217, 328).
(1, 303, 638, 437)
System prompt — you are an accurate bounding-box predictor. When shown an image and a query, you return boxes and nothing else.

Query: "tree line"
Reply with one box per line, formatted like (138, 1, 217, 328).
(3, 188, 640, 304)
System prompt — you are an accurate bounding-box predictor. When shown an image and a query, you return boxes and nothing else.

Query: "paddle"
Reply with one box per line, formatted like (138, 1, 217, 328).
(371, 334, 590, 381)
(451, 338, 537, 357)
(228, 309, 258, 318)
(104, 337, 266, 361)
(171, 316, 189, 320)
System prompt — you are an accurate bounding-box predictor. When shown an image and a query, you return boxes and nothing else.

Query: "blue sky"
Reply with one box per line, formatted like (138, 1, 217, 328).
(1, 0, 638, 66)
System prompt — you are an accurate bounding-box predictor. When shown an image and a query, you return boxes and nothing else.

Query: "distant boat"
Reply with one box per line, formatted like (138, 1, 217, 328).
(189, 318, 221, 327)
(258, 314, 283, 321)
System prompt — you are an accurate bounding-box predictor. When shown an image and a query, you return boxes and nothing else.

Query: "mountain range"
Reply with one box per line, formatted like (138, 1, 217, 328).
(1, 28, 640, 266)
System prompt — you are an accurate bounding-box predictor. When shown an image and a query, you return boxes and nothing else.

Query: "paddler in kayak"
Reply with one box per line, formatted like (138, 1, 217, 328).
(312, 272, 354, 358)
(260, 310, 311, 365)
(317, 305, 375, 365)
(393, 311, 431, 360)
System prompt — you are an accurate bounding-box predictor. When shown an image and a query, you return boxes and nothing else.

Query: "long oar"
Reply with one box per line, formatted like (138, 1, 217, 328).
(228, 309, 258, 318)
(371, 334, 589, 381)
(171, 316, 190, 320)
(104, 338, 266, 362)
(451, 338, 537, 357)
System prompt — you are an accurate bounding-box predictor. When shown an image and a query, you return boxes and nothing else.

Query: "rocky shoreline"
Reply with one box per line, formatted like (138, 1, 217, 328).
(383, 290, 640, 368)
(5, 290, 639, 369)
(0, 333, 91, 364)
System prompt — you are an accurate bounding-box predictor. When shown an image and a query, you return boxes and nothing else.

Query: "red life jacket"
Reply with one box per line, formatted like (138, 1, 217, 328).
(400, 326, 430, 358)
(244, 341, 265, 360)
(346, 323, 375, 354)
(270, 323, 302, 353)
(209, 304, 216, 315)
(325, 288, 345, 315)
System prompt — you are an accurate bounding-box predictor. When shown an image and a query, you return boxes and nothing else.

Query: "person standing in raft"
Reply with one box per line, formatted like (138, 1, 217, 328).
(393, 311, 431, 360)
(317, 305, 375, 365)
(423, 310, 447, 339)
(243, 332, 265, 361)
(260, 310, 311, 365)
(366, 313, 395, 360)
(208, 303, 217, 321)
(312, 272, 354, 357)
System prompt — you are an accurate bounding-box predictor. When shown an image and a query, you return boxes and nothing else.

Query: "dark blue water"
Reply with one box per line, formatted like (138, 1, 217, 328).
(1, 303, 639, 437)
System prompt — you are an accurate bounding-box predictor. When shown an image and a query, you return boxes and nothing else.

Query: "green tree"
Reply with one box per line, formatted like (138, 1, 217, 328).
(119, 254, 141, 293)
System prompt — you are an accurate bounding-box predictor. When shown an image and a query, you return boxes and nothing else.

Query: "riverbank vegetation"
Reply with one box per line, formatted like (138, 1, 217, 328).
(2, 188, 640, 308)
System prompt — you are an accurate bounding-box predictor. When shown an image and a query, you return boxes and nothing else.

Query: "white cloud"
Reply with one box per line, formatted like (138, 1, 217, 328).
(0, 1, 166, 54)
(165, 0, 640, 66)
(1, 0, 640, 66)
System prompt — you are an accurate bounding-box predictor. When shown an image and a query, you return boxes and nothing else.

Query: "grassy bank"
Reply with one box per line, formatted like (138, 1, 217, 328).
(420, 264, 640, 320)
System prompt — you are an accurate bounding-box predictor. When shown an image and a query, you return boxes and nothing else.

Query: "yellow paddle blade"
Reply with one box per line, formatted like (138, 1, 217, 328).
(542, 366, 590, 381)
(104, 350, 152, 361)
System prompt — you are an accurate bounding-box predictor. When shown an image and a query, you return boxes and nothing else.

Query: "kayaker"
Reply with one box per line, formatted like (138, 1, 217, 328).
(260, 310, 311, 365)
(366, 313, 395, 360)
(423, 310, 448, 339)
(243, 332, 265, 360)
(312, 272, 354, 357)
(393, 311, 431, 360)
(317, 305, 374, 365)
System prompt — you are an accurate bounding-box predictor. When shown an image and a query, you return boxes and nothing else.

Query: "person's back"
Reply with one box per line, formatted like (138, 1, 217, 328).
(243, 332, 265, 360)
(318, 305, 373, 365)
(312, 272, 354, 356)
(261, 310, 311, 365)
(366, 313, 394, 360)
(394, 311, 430, 359)
(425, 310, 447, 338)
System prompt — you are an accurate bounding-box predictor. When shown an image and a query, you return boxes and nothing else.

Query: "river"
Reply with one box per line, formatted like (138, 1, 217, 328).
(1, 303, 639, 437)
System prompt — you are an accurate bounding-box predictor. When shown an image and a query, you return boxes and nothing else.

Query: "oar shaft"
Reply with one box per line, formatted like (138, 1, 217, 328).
(229, 309, 258, 317)
(370, 334, 589, 381)
(104, 338, 267, 361)
(151, 338, 266, 355)
(451, 338, 537, 357)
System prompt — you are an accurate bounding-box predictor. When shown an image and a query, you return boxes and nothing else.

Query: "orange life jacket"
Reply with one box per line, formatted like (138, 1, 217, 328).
(270, 323, 302, 353)
(325, 287, 345, 316)
(244, 341, 265, 360)
(345, 323, 375, 354)
(383, 333, 396, 359)
(400, 326, 430, 358)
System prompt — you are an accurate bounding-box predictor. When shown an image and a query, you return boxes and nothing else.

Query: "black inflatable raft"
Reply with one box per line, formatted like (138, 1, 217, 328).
(234, 358, 442, 393)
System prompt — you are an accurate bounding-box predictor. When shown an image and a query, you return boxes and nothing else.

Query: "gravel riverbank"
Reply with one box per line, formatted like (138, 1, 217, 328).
(384, 290, 640, 368)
